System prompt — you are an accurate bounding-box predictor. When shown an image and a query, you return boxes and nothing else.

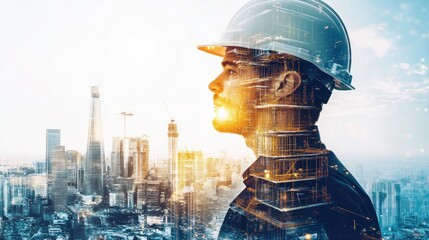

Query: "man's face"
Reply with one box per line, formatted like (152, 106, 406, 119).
(208, 50, 270, 136)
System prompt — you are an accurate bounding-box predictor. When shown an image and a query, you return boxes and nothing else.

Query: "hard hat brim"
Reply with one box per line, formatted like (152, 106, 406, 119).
(334, 79, 355, 90)
(197, 45, 226, 57)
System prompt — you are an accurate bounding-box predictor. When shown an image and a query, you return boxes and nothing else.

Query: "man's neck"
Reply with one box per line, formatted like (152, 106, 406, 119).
(245, 125, 326, 157)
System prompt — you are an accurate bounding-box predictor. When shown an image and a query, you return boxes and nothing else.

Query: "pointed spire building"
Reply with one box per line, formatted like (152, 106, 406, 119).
(83, 86, 105, 196)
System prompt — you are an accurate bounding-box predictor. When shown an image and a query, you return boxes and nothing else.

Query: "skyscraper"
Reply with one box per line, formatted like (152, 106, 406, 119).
(51, 146, 68, 212)
(167, 119, 179, 240)
(46, 129, 61, 200)
(34, 161, 46, 174)
(111, 137, 122, 178)
(0, 175, 5, 216)
(167, 119, 179, 193)
(66, 150, 81, 188)
(2, 178, 11, 217)
(176, 150, 206, 239)
(177, 150, 203, 194)
(111, 136, 149, 182)
(371, 180, 401, 229)
(83, 86, 105, 196)
(134, 136, 149, 183)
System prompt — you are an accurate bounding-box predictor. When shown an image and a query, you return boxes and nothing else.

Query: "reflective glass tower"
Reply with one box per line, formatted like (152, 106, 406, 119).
(46, 129, 61, 199)
(52, 145, 68, 211)
(83, 86, 105, 196)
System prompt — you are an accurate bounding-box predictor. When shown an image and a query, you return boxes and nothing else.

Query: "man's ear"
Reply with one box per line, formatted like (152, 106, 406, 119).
(273, 71, 301, 99)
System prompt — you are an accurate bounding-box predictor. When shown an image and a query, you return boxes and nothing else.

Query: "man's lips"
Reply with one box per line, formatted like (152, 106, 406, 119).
(213, 95, 224, 107)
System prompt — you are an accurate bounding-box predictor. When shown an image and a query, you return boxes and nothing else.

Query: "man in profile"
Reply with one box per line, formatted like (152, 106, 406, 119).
(198, 0, 381, 239)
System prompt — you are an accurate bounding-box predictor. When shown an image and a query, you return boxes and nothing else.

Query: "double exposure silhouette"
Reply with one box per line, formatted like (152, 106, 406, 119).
(199, 0, 381, 239)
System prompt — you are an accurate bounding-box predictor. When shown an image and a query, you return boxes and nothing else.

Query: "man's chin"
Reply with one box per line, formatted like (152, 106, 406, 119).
(212, 118, 226, 132)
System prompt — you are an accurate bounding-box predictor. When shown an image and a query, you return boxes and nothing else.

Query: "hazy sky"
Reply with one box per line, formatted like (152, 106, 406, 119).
(0, 0, 428, 165)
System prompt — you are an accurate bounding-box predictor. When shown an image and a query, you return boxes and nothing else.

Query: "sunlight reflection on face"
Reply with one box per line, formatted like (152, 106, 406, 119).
(215, 107, 229, 121)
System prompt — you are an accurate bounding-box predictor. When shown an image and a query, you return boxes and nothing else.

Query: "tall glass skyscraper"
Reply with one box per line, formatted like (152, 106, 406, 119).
(52, 145, 68, 211)
(46, 129, 61, 199)
(83, 86, 105, 196)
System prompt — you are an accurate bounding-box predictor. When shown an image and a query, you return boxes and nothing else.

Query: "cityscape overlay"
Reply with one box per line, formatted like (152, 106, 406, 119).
(0, 86, 428, 239)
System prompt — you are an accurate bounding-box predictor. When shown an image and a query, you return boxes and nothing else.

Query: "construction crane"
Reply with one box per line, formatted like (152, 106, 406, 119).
(120, 111, 134, 138)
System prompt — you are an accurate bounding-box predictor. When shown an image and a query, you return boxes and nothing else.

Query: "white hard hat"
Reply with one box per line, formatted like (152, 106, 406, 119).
(199, 0, 354, 90)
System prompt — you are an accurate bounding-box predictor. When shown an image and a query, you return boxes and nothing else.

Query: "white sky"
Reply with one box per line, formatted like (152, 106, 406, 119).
(1, 0, 428, 165)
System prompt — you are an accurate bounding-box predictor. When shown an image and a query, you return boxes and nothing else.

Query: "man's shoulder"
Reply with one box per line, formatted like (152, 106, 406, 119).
(326, 150, 348, 172)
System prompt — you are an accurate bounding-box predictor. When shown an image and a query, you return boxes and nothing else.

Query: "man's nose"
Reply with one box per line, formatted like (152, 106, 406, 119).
(209, 73, 224, 94)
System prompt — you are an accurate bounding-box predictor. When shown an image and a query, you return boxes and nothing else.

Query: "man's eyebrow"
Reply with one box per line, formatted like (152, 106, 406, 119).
(222, 61, 237, 67)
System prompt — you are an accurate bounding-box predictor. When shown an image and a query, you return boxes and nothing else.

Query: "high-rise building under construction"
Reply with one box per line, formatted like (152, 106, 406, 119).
(83, 86, 105, 196)
(167, 119, 180, 240)
(168, 119, 179, 193)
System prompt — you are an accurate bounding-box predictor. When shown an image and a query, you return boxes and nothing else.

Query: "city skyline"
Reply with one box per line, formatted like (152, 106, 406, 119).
(1, 0, 428, 164)
(1, 145, 428, 239)
(1, 1, 428, 239)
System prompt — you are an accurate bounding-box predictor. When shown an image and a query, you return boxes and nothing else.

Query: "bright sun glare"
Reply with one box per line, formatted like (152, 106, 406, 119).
(215, 107, 229, 120)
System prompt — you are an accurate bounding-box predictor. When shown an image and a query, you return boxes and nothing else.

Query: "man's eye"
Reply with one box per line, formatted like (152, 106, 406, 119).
(227, 69, 237, 76)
